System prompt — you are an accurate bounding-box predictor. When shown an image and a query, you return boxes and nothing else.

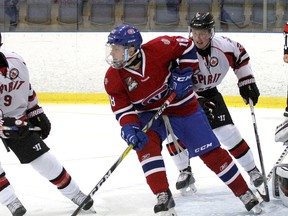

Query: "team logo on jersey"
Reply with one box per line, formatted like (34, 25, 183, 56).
(8, 68, 19, 80)
(161, 38, 170, 45)
(210, 57, 218, 67)
(125, 76, 138, 92)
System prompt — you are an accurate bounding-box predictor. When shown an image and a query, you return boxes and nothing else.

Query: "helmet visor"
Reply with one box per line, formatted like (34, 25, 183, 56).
(105, 43, 128, 69)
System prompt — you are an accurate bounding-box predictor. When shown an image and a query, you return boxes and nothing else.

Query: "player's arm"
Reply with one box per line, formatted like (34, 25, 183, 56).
(223, 38, 260, 106)
(25, 85, 51, 139)
(104, 69, 147, 150)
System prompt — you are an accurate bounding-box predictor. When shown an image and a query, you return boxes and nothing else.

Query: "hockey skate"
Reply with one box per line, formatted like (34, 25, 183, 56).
(154, 189, 177, 216)
(176, 166, 197, 196)
(7, 198, 27, 216)
(239, 189, 262, 214)
(72, 191, 95, 212)
(248, 167, 264, 188)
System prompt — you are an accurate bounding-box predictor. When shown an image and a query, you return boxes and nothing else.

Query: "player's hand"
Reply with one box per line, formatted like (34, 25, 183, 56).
(27, 105, 51, 139)
(0, 117, 29, 139)
(238, 75, 260, 106)
(121, 123, 148, 150)
(169, 67, 193, 100)
(198, 96, 216, 123)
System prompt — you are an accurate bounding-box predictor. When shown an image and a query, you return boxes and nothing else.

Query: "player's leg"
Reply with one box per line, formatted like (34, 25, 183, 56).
(138, 113, 177, 215)
(30, 152, 94, 210)
(170, 106, 261, 213)
(0, 162, 26, 216)
(136, 130, 177, 215)
(164, 134, 196, 195)
(202, 92, 263, 187)
(214, 125, 264, 187)
(4, 133, 94, 211)
(199, 147, 261, 213)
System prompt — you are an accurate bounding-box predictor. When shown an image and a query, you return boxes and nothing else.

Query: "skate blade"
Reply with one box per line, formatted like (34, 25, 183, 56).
(155, 207, 178, 216)
(251, 204, 262, 215)
(179, 183, 197, 196)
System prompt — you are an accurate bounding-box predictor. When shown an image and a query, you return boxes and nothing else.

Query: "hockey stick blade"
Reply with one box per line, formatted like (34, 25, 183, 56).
(71, 92, 177, 216)
(249, 99, 270, 202)
(256, 185, 270, 202)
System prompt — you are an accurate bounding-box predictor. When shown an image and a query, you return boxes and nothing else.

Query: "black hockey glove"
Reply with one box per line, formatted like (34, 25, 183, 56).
(0, 117, 29, 139)
(238, 75, 260, 106)
(198, 96, 216, 123)
(27, 105, 51, 139)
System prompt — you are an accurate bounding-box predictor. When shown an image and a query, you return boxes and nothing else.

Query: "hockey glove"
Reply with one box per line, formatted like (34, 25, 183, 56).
(238, 75, 260, 106)
(0, 117, 29, 139)
(198, 96, 216, 123)
(27, 105, 51, 139)
(121, 123, 148, 151)
(169, 67, 193, 100)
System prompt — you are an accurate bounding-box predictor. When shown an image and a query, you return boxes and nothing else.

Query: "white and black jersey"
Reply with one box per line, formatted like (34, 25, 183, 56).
(0, 49, 38, 119)
(193, 35, 253, 93)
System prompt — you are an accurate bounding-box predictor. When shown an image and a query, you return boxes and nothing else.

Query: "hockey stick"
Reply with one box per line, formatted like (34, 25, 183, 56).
(249, 99, 270, 202)
(71, 92, 177, 216)
(0, 126, 41, 131)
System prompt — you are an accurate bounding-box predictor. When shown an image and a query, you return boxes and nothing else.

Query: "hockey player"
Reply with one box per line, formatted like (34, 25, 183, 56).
(166, 12, 264, 196)
(283, 21, 288, 117)
(104, 24, 261, 215)
(0, 33, 93, 216)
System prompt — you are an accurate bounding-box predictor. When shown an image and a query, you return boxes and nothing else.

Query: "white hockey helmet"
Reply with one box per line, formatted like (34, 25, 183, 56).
(273, 164, 288, 207)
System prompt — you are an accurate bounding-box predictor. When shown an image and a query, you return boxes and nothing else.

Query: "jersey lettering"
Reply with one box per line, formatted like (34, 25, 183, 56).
(109, 95, 116, 107)
(193, 73, 221, 85)
(0, 80, 25, 94)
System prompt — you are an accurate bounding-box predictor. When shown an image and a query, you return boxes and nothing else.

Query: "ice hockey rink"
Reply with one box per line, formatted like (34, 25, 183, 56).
(1, 32, 288, 215)
(0, 104, 287, 216)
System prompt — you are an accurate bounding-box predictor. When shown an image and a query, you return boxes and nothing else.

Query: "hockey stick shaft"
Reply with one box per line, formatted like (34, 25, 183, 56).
(0, 126, 41, 131)
(71, 92, 177, 216)
(249, 99, 270, 202)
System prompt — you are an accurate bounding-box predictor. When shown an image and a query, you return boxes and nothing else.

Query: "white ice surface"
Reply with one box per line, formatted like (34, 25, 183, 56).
(0, 104, 288, 216)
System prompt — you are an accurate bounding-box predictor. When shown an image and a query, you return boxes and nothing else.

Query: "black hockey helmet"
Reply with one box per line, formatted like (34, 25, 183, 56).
(189, 12, 215, 30)
(189, 12, 215, 40)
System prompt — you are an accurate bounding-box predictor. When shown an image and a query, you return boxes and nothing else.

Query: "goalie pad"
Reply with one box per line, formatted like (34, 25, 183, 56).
(275, 120, 288, 142)
(272, 164, 288, 207)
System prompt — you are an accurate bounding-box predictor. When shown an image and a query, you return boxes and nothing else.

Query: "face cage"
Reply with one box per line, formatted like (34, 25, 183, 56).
(105, 43, 129, 69)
